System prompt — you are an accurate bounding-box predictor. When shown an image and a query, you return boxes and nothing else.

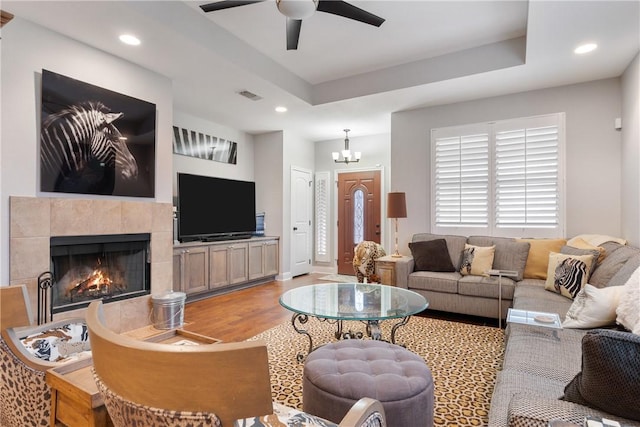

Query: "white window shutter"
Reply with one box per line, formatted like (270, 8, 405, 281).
(433, 129, 489, 230)
(314, 171, 331, 262)
(495, 115, 561, 233)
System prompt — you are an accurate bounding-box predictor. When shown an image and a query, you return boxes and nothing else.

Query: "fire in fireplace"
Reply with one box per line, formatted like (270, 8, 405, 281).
(48, 233, 151, 314)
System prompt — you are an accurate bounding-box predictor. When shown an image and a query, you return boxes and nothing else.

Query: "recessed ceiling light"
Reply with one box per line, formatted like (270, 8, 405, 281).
(119, 34, 141, 46)
(574, 43, 597, 55)
(275, 106, 288, 113)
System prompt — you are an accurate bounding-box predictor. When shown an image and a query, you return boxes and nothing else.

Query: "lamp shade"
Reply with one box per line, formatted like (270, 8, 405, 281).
(387, 192, 407, 218)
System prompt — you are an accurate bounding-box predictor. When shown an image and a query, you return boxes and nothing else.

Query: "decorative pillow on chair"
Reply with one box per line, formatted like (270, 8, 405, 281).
(408, 239, 455, 272)
(563, 284, 624, 329)
(544, 252, 594, 299)
(459, 244, 495, 276)
(562, 329, 640, 421)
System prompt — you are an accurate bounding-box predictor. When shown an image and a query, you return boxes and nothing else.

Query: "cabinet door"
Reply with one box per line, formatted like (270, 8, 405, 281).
(228, 243, 249, 285)
(172, 248, 185, 292)
(263, 240, 279, 276)
(248, 241, 266, 280)
(182, 246, 209, 294)
(209, 245, 230, 289)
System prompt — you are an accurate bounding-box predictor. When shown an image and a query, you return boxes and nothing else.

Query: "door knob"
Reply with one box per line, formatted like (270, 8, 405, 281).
(293, 227, 298, 231)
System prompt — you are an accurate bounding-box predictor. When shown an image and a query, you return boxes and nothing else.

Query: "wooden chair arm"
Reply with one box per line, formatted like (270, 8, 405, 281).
(339, 397, 386, 427)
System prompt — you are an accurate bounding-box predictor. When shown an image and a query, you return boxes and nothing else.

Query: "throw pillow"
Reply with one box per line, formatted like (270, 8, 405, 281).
(408, 239, 456, 272)
(459, 244, 495, 276)
(563, 284, 624, 329)
(20, 322, 90, 362)
(544, 252, 594, 299)
(566, 237, 606, 264)
(562, 329, 640, 421)
(516, 238, 567, 279)
(616, 265, 640, 334)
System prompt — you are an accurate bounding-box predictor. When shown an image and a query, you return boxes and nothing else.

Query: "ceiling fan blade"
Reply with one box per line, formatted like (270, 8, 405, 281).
(316, 0, 385, 27)
(200, 0, 265, 13)
(286, 18, 302, 50)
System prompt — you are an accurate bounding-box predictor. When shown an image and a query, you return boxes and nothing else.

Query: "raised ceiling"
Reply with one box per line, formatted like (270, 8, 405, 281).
(3, 1, 639, 141)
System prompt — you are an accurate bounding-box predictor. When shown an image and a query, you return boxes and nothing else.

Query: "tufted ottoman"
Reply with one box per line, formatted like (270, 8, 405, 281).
(302, 339, 434, 427)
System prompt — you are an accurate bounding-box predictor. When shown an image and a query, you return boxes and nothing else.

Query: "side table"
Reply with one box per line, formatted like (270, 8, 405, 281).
(375, 255, 410, 287)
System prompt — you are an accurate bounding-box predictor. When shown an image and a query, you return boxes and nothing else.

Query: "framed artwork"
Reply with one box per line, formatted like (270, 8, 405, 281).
(172, 126, 237, 165)
(40, 69, 156, 197)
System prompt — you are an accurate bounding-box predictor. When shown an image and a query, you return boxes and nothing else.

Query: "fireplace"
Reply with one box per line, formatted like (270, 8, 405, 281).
(48, 233, 151, 314)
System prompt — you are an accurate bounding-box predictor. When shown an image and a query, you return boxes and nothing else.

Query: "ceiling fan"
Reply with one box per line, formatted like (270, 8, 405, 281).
(199, 0, 385, 50)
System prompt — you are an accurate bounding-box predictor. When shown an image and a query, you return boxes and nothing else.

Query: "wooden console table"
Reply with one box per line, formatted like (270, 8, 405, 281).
(46, 328, 220, 427)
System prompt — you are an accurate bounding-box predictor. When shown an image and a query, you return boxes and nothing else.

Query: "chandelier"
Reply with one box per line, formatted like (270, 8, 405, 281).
(332, 129, 361, 164)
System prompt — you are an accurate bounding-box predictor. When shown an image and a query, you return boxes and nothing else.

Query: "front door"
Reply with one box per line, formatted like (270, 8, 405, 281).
(337, 170, 382, 275)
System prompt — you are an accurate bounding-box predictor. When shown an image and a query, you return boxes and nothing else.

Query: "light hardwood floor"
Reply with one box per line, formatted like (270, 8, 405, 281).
(182, 273, 498, 342)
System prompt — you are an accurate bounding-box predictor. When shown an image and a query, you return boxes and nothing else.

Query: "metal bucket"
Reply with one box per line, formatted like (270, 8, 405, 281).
(151, 291, 186, 329)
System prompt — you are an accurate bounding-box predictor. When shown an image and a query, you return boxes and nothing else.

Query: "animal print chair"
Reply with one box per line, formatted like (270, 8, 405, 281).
(353, 241, 386, 283)
(0, 285, 90, 427)
(86, 301, 386, 427)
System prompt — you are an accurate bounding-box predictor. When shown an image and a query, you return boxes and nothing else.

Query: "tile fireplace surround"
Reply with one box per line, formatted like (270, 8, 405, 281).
(9, 196, 173, 333)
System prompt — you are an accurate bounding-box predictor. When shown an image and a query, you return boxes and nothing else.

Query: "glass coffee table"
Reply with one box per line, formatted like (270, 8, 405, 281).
(280, 283, 428, 360)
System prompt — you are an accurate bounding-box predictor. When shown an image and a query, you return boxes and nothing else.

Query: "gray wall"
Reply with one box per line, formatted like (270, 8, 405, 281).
(621, 53, 640, 247)
(390, 78, 624, 256)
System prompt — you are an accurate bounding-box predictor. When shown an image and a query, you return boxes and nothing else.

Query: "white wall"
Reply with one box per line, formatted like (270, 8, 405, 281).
(391, 78, 624, 255)
(254, 131, 285, 278)
(313, 133, 390, 268)
(0, 18, 173, 284)
(621, 53, 640, 247)
(172, 110, 255, 200)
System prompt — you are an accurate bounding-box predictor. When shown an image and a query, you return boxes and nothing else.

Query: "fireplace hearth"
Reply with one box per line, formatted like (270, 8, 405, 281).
(47, 233, 151, 315)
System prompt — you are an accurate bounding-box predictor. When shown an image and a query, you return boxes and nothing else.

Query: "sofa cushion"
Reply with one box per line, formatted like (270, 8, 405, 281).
(560, 245, 600, 276)
(512, 281, 574, 318)
(590, 245, 640, 287)
(544, 252, 594, 299)
(408, 271, 460, 294)
(411, 233, 467, 270)
(460, 244, 495, 276)
(616, 265, 639, 333)
(458, 275, 515, 300)
(467, 236, 530, 281)
(516, 238, 567, 280)
(408, 239, 455, 272)
(562, 284, 624, 329)
(562, 329, 640, 421)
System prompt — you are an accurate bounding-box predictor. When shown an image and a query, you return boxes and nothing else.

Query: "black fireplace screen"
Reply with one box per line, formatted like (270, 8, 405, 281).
(49, 233, 151, 314)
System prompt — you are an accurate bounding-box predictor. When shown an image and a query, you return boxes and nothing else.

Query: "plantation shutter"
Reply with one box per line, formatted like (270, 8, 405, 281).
(494, 115, 561, 231)
(433, 128, 489, 230)
(314, 171, 331, 262)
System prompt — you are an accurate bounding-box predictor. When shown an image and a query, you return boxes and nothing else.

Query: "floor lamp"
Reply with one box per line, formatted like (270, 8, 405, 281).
(387, 192, 407, 257)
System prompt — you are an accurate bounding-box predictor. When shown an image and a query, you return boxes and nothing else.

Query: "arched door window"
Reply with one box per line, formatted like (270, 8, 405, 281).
(353, 188, 364, 244)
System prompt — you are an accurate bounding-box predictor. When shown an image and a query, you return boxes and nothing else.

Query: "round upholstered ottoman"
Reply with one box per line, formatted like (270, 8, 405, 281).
(302, 339, 434, 427)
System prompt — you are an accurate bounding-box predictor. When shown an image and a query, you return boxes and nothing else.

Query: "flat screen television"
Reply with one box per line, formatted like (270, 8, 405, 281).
(177, 173, 256, 242)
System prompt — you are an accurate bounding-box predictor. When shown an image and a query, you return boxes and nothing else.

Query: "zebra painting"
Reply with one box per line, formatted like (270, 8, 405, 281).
(40, 101, 138, 194)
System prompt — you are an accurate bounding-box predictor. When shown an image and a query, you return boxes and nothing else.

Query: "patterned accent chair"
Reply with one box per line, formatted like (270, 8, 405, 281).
(86, 301, 386, 427)
(0, 285, 89, 427)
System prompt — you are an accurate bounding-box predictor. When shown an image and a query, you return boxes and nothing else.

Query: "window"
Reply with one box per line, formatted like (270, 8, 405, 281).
(314, 171, 331, 262)
(431, 113, 564, 238)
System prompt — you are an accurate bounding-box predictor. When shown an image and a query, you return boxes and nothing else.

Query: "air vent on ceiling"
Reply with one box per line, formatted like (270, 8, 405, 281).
(238, 90, 263, 101)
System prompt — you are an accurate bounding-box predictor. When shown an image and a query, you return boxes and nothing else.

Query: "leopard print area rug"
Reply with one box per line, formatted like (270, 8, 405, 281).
(248, 316, 505, 427)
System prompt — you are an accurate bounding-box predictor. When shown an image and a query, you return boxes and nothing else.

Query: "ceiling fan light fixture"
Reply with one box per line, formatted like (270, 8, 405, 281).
(276, 0, 318, 19)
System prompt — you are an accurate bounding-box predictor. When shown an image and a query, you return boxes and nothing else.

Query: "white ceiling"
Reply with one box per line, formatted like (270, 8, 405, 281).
(3, 0, 639, 141)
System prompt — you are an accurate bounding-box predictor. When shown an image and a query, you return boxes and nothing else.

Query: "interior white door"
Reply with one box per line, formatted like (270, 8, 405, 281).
(291, 167, 312, 277)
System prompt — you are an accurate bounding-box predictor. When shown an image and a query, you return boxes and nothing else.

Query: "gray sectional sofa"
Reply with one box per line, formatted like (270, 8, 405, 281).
(395, 233, 640, 426)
